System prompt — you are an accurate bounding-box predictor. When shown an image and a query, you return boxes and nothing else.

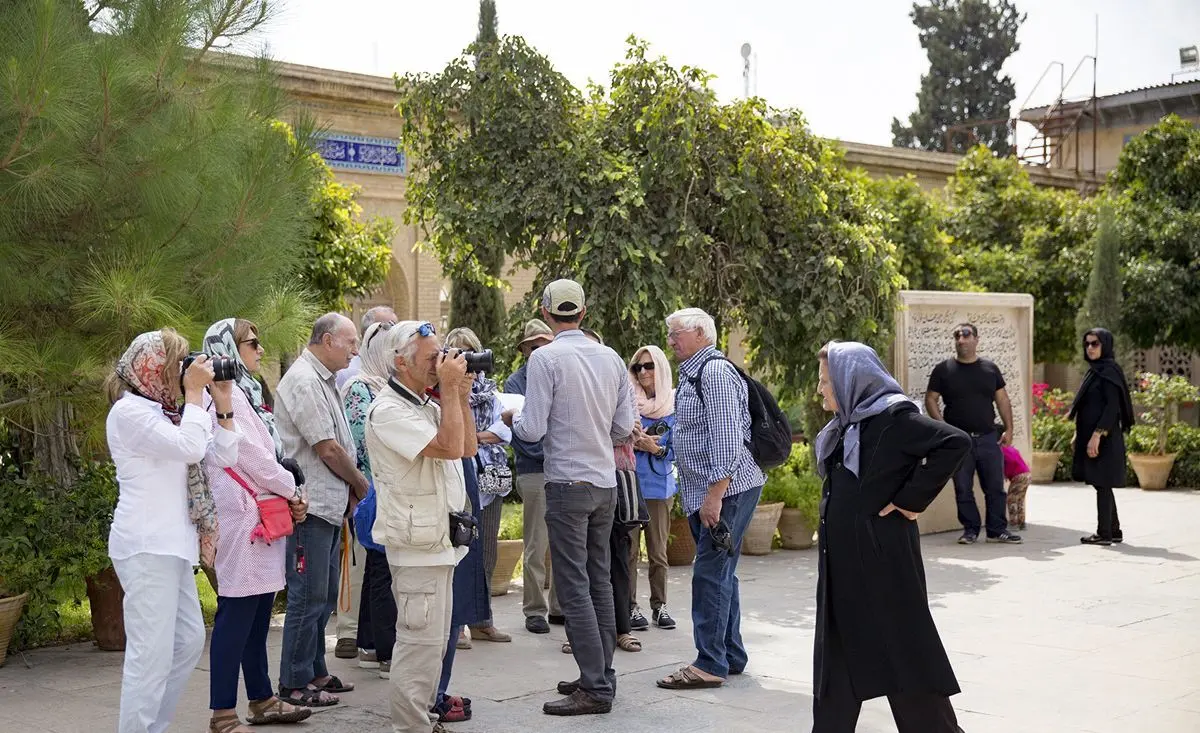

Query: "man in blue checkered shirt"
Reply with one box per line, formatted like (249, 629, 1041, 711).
(655, 308, 765, 692)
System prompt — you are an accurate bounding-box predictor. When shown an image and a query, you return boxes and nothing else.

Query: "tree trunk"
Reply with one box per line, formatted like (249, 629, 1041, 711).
(30, 400, 80, 487)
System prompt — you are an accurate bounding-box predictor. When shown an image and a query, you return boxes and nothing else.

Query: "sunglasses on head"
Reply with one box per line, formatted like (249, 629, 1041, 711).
(630, 362, 656, 374)
(953, 329, 975, 340)
(239, 338, 261, 350)
(364, 321, 396, 349)
(416, 322, 436, 337)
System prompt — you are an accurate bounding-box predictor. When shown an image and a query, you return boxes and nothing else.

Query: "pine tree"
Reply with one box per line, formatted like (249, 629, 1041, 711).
(1075, 201, 1126, 367)
(449, 0, 506, 347)
(892, 0, 1024, 156)
(0, 0, 320, 483)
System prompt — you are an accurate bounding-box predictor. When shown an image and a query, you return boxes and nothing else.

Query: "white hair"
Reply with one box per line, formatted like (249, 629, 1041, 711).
(384, 321, 435, 374)
(360, 305, 397, 334)
(666, 308, 716, 345)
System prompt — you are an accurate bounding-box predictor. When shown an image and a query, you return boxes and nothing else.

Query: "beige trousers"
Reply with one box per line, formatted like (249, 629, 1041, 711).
(388, 563, 454, 733)
(518, 472, 560, 617)
(629, 498, 671, 610)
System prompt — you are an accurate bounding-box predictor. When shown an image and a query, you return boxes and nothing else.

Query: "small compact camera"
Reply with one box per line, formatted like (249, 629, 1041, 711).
(646, 421, 669, 437)
(443, 348, 494, 375)
(711, 519, 733, 553)
(448, 511, 479, 548)
(181, 352, 236, 388)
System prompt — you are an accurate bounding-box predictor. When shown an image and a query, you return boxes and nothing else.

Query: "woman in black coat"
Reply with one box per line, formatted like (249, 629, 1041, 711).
(812, 342, 970, 733)
(1069, 328, 1135, 546)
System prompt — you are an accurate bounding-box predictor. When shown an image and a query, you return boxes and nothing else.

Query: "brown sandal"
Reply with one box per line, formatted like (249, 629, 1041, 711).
(656, 665, 724, 690)
(561, 641, 572, 654)
(246, 696, 313, 725)
(210, 713, 253, 733)
(617, 633, 642, 652)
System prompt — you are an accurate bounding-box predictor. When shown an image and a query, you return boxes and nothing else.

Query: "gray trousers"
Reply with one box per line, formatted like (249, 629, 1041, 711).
(471, 497, 502, 628)
(545, 481, 617, 702)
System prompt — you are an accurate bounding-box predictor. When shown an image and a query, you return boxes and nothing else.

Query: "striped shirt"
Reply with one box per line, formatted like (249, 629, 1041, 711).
(673, 345, 766, 514)
(512, 329, 637, 487)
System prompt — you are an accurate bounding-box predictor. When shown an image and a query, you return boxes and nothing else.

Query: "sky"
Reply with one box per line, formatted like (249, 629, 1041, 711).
(236, 0, 1200, 146)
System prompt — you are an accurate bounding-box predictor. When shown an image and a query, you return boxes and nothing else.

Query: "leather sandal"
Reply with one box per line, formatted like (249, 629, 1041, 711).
(246, 696, 312, 724)
(617, 633, 642, 652)
(210, 712, 253, 733)
(656, 665, 724, 689)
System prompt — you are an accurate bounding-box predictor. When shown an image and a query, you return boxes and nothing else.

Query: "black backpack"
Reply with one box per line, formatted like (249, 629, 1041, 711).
(688, 356, 793, 471)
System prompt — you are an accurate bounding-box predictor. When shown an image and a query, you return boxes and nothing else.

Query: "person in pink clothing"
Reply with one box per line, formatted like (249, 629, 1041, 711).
(201, 318, 313, 733)
(1000, 442, 1032, 531)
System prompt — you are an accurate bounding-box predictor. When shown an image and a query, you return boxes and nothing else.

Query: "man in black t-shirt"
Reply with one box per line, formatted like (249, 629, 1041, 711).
(925, 323, 1022, 545)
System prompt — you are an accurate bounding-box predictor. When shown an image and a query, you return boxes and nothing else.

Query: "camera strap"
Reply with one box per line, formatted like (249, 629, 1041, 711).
(388, 378, 428, 407)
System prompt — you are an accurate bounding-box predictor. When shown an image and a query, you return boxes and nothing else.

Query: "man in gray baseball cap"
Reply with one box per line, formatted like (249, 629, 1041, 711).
(503, 279, 636, 716)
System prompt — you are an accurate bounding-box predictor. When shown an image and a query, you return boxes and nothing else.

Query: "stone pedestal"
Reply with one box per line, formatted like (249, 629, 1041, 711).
(892, 291, 1035, 535)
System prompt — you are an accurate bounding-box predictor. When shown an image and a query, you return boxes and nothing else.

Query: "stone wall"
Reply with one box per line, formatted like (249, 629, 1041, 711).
(893, 291, 1035, 534)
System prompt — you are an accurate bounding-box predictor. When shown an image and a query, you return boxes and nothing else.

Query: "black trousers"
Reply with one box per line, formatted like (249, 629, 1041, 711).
(356, 549, 396, 662)
(1094, 486, 1122, 540)
(813, 620, 960, 733)
(610, 521, 634, 636)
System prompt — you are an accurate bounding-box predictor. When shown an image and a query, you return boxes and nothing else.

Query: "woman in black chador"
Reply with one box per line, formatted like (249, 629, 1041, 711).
(1069, 328, 1135, 546)
(811, 342, 970, 733)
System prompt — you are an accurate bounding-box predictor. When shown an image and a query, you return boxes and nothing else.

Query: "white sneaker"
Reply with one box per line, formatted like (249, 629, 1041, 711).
(357, 649, 379, 669)
(378, 659, 391, 680)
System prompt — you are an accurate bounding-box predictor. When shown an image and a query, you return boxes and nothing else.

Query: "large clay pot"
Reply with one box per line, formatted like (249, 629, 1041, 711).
(1129, 453, 1176, 491)
(777, 507, 815, 550)
(490, 539, 524, 596)
(86, 566, 126, 651)
(665, 516, 695, 566)
(743, 502, 784, 556)
(0, 592, 28, 667)
(1030, 451, 1061, 483)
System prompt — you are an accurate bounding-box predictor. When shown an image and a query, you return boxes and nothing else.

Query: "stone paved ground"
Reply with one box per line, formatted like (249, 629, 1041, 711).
(3, 482, 1200, 733)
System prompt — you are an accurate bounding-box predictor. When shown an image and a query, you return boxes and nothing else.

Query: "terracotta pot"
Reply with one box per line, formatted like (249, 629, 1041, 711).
(743, 502, 784, 556)
(665, 516, 695, 566)
(86, 566, 126, 651)
(490, 539, 524, 596)
(1129, 453, 1177, 491)
(1030, 451, 1061, 483)
(0, 592, 28, 667)
(777, 507, 815, 550)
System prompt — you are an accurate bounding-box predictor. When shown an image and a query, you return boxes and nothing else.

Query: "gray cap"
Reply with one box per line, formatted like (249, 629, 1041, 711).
(542, 279, 585, 317)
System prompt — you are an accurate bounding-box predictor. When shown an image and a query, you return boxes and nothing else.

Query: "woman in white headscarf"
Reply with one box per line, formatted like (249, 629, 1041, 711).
(200, 318, 312, 730)
(811, 341, 969, 733)
(626, 345, 678, 632)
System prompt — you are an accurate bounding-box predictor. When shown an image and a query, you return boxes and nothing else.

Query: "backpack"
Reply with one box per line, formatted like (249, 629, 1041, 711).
(688, 356, 793, 471)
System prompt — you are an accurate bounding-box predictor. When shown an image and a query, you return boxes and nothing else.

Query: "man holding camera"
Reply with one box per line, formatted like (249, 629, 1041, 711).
(366, 321, 476, 733)
(275, 313, 370, 705)
(502, 280, 637, 717)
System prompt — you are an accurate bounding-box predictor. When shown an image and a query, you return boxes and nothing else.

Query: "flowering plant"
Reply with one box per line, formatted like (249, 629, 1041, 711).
(1031, 383, 1072, 417)
(1132, 373, 1200, 455)
(1031, 384, 1074, 452)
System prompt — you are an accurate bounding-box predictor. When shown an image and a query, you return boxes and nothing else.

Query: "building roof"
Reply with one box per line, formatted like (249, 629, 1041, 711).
(1020, 79, 1200, 121)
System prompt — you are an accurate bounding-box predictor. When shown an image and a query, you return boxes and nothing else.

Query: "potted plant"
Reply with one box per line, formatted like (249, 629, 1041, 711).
(69, 463, 125, 650)
(492, 501, 524, 596)
(1030, 384, 1073, 482)
(1129, 373, 1200, 490)
(0, 536, 31, 667)
(0, 470, 68, 660)
(763, 472, 821, 550)
(665, 494, 695, 566)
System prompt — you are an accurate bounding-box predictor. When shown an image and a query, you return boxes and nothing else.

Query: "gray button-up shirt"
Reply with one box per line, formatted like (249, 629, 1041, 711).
(275, 349, 357, 525)
(512, 329, 636, 487)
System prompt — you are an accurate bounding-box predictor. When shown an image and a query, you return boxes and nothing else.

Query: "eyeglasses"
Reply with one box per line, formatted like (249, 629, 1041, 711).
(667, 328, 695, 341)
(239, 338, 262, 350)
(1085, 339, 1101, 348)
(953, 329, 975, 340)
(630, 362, 656, 374)
(364, 321, 395, 350)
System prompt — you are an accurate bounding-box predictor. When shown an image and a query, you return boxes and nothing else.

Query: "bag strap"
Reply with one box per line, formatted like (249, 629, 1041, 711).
(687, 355, 728, 405)
(224, 467, 258, 499)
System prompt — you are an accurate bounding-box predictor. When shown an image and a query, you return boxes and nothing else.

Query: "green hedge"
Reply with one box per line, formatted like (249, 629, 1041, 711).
(1054, 423, 1200, 488)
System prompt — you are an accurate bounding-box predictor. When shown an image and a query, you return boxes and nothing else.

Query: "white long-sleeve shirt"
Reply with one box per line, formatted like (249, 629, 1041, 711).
(107, 394, 240, 565)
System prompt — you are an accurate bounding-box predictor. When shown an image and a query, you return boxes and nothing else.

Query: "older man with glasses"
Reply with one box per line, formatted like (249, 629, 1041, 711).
(924, 323, 1022, 546)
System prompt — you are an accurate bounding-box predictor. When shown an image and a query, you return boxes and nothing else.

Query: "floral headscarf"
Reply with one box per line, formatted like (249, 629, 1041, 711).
(203, 318, 281, 457)
(115, 330, 219, 564)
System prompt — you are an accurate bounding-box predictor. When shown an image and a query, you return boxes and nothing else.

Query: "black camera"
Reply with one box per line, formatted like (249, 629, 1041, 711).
(647, 421, 669, 436)
(443, 348, 494, 375)
(181, 352, 237, 387)
(448, 511, 478, 548)
(711, 519, 733, 553)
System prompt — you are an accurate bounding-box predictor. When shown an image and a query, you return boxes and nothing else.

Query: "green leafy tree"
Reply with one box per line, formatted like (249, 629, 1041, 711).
(943, 148, 1095, 363)
(1074, 201, 1126, 364)
(892, 0, 1024, 156)
(297, 149, 395, 312)
(1109, 115, 1200, 351)
(0, 0, 319, 483)
(866, 175, 957, 290)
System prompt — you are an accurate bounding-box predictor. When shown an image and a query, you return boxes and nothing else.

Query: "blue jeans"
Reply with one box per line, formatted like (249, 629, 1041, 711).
(953, 432, 1008, 538)
(688, 485, 762, 678)
(210, 592, 275, 710)
(280, 516, 341, 689)
(436, 623, 463, 709)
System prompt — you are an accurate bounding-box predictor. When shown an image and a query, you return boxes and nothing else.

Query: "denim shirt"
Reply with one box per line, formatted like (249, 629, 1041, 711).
(635, 414, 678, 500)
(505, 364, 544, 475)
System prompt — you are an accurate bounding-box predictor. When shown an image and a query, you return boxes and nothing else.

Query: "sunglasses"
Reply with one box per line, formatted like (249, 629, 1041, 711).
(239, 338, 262, 350)
(364, 321, 397, 349)
(630, 362, 656, 374)
(416, 322, 436, 337)
(953, 329, 975, 340)
(1085, 339, 1101, 348)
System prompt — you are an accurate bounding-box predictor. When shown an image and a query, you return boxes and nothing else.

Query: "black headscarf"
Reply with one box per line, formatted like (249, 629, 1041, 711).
(1068, 328, 1135, 433)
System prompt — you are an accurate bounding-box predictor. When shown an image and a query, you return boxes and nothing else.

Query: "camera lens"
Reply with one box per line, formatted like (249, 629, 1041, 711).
(212, 355, 237, 381)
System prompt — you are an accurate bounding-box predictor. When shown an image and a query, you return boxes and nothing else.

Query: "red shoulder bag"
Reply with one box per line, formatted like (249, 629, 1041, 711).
(225, 468, 294, 544)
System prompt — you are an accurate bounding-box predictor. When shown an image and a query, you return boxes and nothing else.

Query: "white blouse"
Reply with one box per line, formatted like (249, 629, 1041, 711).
(107, 394, 240, 565)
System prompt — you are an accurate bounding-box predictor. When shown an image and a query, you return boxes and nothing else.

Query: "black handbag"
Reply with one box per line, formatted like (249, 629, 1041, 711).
(615, 468, 650, 527)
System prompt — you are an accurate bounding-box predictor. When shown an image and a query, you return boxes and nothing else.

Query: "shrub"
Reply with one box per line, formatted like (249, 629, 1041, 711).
(764, 443, 821, 526)
(1032, 414, 1075, 453)
(1131, 373, 1200, 455)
